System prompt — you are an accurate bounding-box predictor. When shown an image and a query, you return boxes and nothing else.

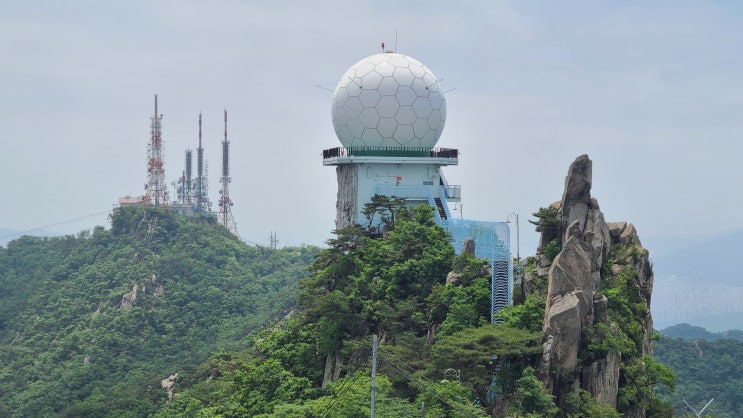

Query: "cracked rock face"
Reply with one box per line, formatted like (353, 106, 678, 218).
(335, 165, 358, 229)
(537, 155, 654, 414)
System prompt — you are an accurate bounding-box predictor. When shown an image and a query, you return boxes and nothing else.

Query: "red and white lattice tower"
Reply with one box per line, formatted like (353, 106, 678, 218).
(219, 110, 239, 237)
(144, 95, 169, 206)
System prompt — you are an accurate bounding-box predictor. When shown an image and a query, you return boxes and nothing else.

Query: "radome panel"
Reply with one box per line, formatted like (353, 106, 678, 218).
(332, 53, 446, 149)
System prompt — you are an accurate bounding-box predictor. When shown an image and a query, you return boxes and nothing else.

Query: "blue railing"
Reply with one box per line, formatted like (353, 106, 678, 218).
(442, 218, 511, 321)
(369, 184, 510, 319)
(444, 185, 461, 200)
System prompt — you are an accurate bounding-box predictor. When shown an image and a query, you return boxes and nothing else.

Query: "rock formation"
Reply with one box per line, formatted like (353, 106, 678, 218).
(161, 373, 179, 402)
(531, 155, 655, 417)
(335, 165, 358, 229)
(121, 284, 139, 310)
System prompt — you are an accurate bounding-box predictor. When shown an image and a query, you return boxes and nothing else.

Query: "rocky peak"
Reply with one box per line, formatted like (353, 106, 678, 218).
(534, 155, 655, 416)
(561, 154, 593, 208)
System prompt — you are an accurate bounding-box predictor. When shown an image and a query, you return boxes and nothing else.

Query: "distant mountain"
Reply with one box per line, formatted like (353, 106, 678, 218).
(654, 333, 743, 416)
(649, 229, 743, 331)
(660, 323, 743, 341)
(651, 228, 741, 285)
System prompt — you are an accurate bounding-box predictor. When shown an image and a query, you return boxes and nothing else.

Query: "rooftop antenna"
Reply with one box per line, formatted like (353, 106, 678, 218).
(144, 94, 169, 207)
(219, 109, 239, 238)
(394, 30, 398, 52)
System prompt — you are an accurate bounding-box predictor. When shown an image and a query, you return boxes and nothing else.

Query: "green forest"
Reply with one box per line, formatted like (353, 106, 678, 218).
(0, 206, 318, 417)
(654, 326, 743, 417)
(152, 204, 559, 417)
(2, 204, 740, 416)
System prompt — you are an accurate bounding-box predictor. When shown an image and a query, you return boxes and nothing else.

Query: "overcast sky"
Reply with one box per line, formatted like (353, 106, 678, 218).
(1, 1, 742, 258)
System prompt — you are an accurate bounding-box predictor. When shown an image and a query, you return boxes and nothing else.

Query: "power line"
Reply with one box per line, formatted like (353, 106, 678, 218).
(0, 209, 113, 240)
(323, 356, 371, 417)
(377, 346, 482, 417)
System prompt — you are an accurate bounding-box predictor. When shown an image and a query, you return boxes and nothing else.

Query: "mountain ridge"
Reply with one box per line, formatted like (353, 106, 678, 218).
(0, 206, 319, 417)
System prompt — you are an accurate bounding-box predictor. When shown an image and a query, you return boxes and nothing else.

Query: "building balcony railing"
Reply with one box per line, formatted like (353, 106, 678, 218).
(444, 185, 461, 200)
(322, 146, 459, 159)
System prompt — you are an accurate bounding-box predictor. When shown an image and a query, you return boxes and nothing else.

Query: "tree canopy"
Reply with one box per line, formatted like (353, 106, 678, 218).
(0, 203, 686, 417)
(0, 206, 319, 417)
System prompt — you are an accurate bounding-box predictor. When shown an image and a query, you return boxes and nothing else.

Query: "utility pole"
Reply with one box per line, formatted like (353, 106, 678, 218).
(371, 334, 378, 418)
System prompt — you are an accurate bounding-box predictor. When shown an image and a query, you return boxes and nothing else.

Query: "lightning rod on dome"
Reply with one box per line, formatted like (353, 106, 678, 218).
(426, 78, 444, 89)
(345, 75, 362, 89)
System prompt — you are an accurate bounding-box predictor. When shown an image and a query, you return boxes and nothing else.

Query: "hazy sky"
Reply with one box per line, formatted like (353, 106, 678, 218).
(1, 1, 742, 258)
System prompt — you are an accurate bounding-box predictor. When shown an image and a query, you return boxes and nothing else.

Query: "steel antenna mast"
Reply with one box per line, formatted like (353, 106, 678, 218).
(145, 94, 168, 206)
(219, 110, 239, 237)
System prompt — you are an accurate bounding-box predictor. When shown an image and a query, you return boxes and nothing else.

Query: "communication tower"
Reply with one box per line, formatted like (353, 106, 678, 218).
(175, 150, 194, 205)
(184, 150, 193, 205)
(270, 231, 278, 250)
(144, 94, 169, 206)
(219, 110, 239, 237)
(194, 113, 211, 214)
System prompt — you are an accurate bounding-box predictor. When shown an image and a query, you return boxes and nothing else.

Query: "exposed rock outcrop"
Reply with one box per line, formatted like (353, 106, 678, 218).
(121, 274, 164, 310)
(462, 237, 476, 255)
(335, 165, 358, 229)
(121, 284, 139, 310)
(446, 271, 461, 286)
(535, 155, 655, 416)
(161, 373, 179, 402)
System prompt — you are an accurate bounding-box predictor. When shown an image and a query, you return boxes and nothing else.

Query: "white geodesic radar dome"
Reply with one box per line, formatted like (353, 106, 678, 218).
(331, 52, 446, 150)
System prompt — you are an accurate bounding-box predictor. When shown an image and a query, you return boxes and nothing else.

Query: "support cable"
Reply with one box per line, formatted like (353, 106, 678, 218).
(323, 355, 371, 417)
(377, 346, 480, 417)
(0, 209, 113, 241)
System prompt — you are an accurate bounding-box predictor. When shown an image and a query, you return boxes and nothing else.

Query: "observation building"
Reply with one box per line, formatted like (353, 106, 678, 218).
(322, 50, 513, 317)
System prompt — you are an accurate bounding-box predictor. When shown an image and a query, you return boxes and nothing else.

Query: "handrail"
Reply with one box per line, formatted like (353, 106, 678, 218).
(443, 185, 461, 199)
(323, 146, 458, 159)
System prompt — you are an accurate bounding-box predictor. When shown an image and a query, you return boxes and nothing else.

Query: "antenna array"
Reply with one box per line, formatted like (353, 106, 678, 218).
(144, 95, 169, 206)
(194, 113, 211, 214)
(219, 110, 239, 237)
